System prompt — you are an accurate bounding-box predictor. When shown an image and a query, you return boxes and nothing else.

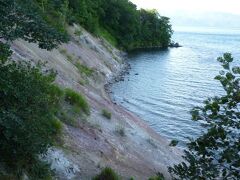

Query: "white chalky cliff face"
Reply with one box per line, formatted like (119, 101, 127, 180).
(11, 24, 182, 179)
(41, 148, 80, 179)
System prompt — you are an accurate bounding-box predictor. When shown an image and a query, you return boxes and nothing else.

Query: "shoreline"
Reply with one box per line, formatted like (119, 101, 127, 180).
(103, 51, 183, 178)
(104, 51, 173, 142)
(12, 25, 183, 179)
(104, 58, 131, 95)
(127, 43, 182, 52)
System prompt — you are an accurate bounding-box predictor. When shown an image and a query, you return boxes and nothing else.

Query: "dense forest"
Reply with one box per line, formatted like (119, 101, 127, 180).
(1, 0, 173, 56)
(37, 0, 173, 50)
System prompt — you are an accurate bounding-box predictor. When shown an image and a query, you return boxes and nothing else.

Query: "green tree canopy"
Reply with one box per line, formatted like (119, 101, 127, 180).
(66, 0, 173, 50)
(0, 1, 68, 178)
(0, 0, 68, 51)
(0, 60, 63, 178)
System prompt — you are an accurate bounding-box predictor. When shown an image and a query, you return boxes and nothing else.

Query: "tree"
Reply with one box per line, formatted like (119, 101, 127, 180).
(0, 0, 68, 51)
(169, 53, 240, 179)
(66, 0, 172, 50)
(0, 60, 63, 178)
(0, 1, 67, 178)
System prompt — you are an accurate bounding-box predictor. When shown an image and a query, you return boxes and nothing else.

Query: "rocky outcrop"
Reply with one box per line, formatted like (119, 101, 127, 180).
(11, 24, 182, 180)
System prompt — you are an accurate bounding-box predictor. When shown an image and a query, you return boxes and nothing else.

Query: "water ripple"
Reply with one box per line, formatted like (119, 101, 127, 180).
(111, 31, 240, 146)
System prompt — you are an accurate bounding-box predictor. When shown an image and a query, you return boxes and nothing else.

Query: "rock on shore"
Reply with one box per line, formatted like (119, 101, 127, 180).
(169, 42, 182, 48)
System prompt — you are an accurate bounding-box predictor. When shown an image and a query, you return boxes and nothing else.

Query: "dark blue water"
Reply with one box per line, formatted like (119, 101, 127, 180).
(111, 30, 240, 146)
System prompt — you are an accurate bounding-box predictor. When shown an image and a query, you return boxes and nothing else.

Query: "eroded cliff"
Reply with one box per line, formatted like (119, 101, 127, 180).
(11, 24, 182, 180)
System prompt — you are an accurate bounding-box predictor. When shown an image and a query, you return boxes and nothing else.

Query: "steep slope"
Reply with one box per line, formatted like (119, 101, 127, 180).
(11, 24, 182, 180)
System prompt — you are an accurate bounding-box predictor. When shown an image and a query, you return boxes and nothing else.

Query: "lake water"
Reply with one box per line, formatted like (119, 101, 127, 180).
(111, 30, 240, 146)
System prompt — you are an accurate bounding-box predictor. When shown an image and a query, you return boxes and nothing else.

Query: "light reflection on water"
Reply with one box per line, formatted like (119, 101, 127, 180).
(111, 31, 240, 146)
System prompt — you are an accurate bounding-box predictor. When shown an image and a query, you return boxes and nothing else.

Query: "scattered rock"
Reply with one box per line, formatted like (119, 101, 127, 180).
(104, 60, 131, 92)
(169, 42, 182, 48)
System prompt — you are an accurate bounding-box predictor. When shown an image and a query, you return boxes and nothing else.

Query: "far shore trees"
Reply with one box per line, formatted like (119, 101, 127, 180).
(66, 0, 173, 50)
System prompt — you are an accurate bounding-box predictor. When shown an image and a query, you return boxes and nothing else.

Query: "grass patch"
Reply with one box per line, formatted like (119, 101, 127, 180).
(59, 49, 74, 62)
(59, 48, 67, 55)
(79, 79, 86, 86)
(50, 87, 90, 127)
(75, 62, 94, 76)
(102, 109, 112, 120)
(93, 167, 120, 180)
(51, 118, 63, 132)
(64, 88, 90, 115)
(66, 54, 74, 62)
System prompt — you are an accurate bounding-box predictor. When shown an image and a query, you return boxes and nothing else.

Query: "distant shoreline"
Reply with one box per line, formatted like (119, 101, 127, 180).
(173, 26, 240, 35)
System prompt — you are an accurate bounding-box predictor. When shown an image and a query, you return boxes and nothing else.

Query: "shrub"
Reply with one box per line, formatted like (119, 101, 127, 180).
(75, 62, 94, 76)
(115, 125, 125, 137)
(102, 109, 112, 119)
(0, 60, 63, 178)
(169, 140, 179, 147)
(93, 167, 120, 180)
(0, 43, 12, 62)
(64, 88, 90, 115)
(59, 49, 74, 62)
(59, 48, 67, 55)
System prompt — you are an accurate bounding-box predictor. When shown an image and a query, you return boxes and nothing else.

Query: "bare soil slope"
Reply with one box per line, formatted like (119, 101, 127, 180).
(11, 25, 182, 180)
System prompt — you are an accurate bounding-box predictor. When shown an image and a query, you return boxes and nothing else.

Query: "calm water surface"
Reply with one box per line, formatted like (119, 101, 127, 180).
(111, 31, 240, 146)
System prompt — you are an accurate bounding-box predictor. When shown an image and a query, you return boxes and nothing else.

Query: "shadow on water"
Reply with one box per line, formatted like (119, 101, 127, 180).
(128, 48, 171, 60)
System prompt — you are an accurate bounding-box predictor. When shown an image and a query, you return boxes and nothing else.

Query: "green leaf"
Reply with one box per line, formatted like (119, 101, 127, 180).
(226, 72, 235, 80)
(232, 67, 240, 74)
(169, 53, 240, 179)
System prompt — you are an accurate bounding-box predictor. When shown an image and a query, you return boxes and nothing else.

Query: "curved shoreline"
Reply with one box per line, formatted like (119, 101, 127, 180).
(11, 26, 183, 179)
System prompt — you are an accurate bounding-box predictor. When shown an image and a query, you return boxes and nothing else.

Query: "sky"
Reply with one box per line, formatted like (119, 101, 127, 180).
(130, 0, 240, 30)
(130, 0, 240, 15)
